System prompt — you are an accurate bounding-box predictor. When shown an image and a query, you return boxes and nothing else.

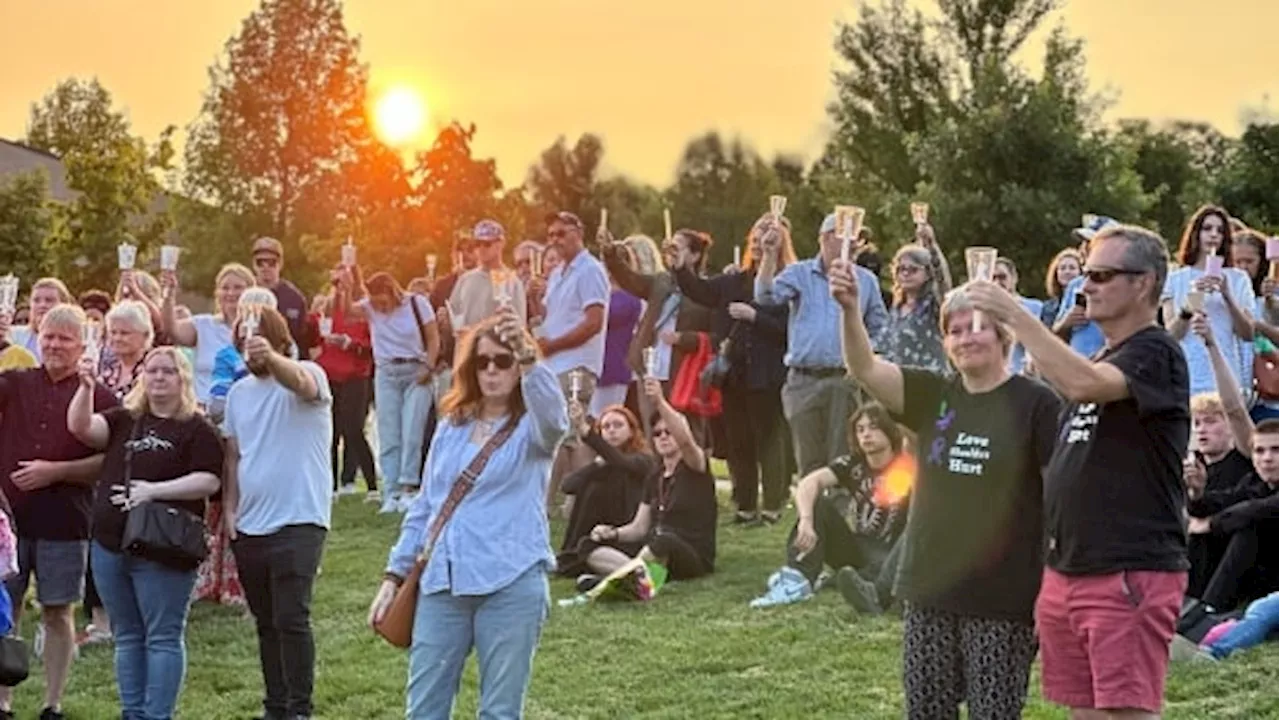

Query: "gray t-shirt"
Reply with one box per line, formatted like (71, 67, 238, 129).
(223, 362, 333, 536)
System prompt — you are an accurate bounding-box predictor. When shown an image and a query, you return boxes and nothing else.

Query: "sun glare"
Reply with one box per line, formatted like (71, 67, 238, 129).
(373, 86, 428, 146)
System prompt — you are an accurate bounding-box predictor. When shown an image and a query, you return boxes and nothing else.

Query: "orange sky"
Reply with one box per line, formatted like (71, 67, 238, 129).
(0, 0, 1276, 187)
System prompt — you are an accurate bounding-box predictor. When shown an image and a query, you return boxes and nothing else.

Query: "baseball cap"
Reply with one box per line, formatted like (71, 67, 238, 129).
(819, 213, 838, 234)
(252, 236, 284, 258)
(472, 219, 505, 243)
(1072, 214, 1119, 243)
(544, 211, 584, 230)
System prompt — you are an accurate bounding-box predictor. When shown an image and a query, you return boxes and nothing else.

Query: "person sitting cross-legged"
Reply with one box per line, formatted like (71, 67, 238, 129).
(574, 377, 718, 593)
(750, 402, 910, 609)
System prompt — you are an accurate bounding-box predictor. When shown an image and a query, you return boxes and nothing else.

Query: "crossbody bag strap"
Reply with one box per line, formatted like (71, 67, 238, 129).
(415, 420, 519, 564)
(407, 295, 431, 359)
(122, 415, 143, 502)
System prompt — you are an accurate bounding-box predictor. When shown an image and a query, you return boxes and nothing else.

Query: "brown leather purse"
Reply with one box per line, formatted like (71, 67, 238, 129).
(374, 421, 517, 648)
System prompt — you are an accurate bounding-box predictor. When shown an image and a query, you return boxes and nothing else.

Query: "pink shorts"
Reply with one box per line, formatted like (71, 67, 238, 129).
(1036, 567, 1186, 713)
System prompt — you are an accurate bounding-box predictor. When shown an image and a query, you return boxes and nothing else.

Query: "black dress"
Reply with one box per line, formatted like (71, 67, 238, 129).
(555, 431, 654, 576)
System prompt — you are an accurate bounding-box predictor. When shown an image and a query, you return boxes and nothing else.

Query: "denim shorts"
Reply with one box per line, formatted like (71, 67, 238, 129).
(5, 537, 89, 607)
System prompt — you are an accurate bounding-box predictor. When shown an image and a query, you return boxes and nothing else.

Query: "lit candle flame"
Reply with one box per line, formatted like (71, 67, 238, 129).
(873, 453, 916, 507)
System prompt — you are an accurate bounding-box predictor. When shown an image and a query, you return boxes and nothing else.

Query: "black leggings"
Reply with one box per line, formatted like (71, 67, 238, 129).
(902, 606, 1037, 720)
(722, 385, 789, 514)
(647, 528, 710, 581)
(331, 378, 377, 491)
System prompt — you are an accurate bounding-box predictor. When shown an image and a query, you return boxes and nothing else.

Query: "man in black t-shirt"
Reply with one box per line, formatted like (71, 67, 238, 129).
(970, 224, 1189, 717)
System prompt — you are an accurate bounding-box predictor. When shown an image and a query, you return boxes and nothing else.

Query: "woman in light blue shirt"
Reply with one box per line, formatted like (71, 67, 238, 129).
(369, 306, 568, 720)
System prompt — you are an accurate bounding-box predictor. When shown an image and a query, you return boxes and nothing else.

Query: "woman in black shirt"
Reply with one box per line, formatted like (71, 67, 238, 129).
(831, 261, 1063, 720)
(67, 347, 224, 720)
(556, 404, 655, 576)
(574, 377, 718, 592)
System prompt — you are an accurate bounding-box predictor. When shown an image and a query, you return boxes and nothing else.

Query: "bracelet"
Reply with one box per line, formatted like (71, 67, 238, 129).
(383, 572, 405, 587)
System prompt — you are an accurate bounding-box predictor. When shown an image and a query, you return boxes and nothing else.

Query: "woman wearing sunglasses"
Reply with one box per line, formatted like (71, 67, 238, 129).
(369, 306, 567, 720)
(830, 258, 1062, 719)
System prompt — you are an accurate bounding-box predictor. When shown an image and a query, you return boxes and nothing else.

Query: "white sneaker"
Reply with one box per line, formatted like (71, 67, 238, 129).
(397, 495, 417, 513)
(338, 484, 358, 496)
(378, 495, 401, 514)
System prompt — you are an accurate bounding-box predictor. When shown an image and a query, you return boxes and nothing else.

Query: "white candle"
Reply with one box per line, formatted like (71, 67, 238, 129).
(663, 209, 672, 241)
(643, 347, 658, 377)
(569, 370, 582, 403)
(341, 238, 356, 267)
(769, 195, 787, 219)
(117, 243, 137, 271)
(600, 208, 608, 235)
(425, 253, 438, 282)
(734, 246, 741, 267)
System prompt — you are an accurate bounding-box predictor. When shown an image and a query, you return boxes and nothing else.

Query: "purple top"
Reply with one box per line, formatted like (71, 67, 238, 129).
(600, 289, 643, 386)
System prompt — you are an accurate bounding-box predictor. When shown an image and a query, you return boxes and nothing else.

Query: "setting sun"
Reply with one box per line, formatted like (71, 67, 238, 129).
(372, 86, 427, 146)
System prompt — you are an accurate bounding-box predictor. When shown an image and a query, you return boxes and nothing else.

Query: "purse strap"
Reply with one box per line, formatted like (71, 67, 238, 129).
(414, 419, 519, 565)
(407, 295, 431, 360)
(122, 415, 144, 501)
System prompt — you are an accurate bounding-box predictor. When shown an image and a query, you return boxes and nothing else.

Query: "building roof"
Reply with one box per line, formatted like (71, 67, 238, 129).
(0, 138, 74, 202)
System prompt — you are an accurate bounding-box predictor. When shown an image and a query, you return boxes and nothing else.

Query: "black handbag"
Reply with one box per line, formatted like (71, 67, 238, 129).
(700, 321, 743, 391)
(119, 417, 210, 572)
(0, 635, 28, 687)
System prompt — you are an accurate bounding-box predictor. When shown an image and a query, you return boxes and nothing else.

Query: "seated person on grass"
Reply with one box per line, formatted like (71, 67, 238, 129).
(751, 402, 910, 609)
(572, 377, 717, 595)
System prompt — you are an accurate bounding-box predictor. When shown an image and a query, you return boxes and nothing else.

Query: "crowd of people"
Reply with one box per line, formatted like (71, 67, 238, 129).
(0, 199, 1273, 719)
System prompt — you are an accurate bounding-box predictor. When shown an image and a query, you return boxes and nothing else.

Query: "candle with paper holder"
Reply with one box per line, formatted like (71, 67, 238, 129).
(0, 275, 18, 314)
(425, 253, 438, 284)
(1204, 250, 1224, 279)
(117, 243, 137, 271)
(642, 347, 659, 378)
(569, 369, 583, 403)
(1268, 237, 1279, 281)
(341, 238, 357, 268)
(964, 246, 999, 333)
(82, 321, 102, 361)
(910, 202, 929, 226)
(769, 195, 787, 219)
(663, 209, 673, 242)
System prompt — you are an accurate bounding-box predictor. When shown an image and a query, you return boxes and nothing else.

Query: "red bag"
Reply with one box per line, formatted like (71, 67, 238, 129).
(669, 333, 723, 418)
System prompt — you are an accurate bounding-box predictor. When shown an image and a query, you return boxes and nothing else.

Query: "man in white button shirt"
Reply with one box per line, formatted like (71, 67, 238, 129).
(538, 211, 610, 510)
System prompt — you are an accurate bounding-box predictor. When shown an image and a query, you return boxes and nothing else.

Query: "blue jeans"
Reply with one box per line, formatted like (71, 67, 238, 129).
(91, 542, 198, 720)
(1206, 591, 1279, 659)
(374, 362, 433, 494)
(407, 565, 549, 719)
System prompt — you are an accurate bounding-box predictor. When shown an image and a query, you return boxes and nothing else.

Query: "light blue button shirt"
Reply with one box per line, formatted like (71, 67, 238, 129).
(755, 257, 888, 368)
(1008, 296, 1045, 374)
(386, 363, 569, 596)
(1055, 276, 1105, 358)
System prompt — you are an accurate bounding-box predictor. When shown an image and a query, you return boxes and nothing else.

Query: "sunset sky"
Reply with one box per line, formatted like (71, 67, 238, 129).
(0, 0, 1276, 187)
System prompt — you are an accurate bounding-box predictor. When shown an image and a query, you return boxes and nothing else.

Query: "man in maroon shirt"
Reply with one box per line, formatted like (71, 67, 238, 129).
(0, 303, 116, 720)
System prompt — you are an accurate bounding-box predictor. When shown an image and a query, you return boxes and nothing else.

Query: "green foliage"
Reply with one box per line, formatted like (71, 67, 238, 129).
(25, 78, 172, 291)
(1214, 123, 1279, 233)
(0, 172, 54, 282)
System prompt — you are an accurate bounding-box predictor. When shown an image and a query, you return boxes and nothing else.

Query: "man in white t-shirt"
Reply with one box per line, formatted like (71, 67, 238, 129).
(538, 211, 610, 510)
(222, 306, 332, 720)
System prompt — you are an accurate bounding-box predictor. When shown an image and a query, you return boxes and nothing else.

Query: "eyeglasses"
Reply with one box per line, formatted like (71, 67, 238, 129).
(895, 265, 924, 277)
(475, 353, 516, 371)
(652, 427, 672, 438)
(1083, 267, 1146, 284)
(547, 229, 571, 240)
(254, 257, 279, 269)
(992, 272, 1009, 283)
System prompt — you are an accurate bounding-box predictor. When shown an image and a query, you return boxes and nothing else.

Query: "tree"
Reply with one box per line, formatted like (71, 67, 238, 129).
(185, 0, 372, 248)
(1214, 123, 1279, 233)
(25, 78, 173, 290)
(525, 134, 605, 235)
(0, 172, 54, 282)
(1117, 120, 1224, 243)
(590, 176, 665, 243)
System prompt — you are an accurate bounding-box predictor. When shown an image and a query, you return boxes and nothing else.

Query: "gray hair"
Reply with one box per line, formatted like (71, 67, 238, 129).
(623, 234, 666, 275)
(38, 303, 86, 335)
(892, 244, 935, 308)
(939, 285, 1014, 359)
(1096, 224, 1169, 306)
(106, 300, 155, 346)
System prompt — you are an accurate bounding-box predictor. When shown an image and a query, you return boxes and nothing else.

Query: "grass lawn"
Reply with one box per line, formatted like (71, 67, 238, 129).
(14, 494, 1277, 719)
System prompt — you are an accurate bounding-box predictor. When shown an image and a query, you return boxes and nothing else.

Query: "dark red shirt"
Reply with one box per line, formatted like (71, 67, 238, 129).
(0, 368, 118, 540)
(313, 308, 372, 384)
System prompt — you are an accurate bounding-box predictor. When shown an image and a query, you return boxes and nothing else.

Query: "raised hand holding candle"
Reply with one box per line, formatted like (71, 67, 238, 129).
(82, 322, 102, 361)
(643, 347, 659, 377)
(160, 245, 181, 272)
(598, 208, 609, 242)
(117, 242, 137, 271)
(964, 246, 999, 333)
(663, 209, 673, 242)
(769, 195, 787, 219)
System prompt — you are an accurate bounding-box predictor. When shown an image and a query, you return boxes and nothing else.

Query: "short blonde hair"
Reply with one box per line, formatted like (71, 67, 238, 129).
(622, 235, 665, 275)
(123, 347, 199, 421)
(215, 263, 256, 292)
(939, 285, 1013, 358)
(1190, 392, 1226, 418)
(38, 303, 86, 335)
(33, 277, 72, 303)
(106, 300, 155, 347)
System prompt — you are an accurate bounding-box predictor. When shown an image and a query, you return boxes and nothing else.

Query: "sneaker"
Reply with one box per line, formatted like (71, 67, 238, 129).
(397, 494, 417, 513)
(0, 709, 13, 719)
(732, 511, 760, 526)
(338, 484, 358, 496)
(836, 567, 883, 614)
(378, 495, 401, 514)
(39, 708, 65, 720)
(76, 623, 112, 648)
(749, 566, 813, 608)
(760, 510, 782, 524)
(1168, 633, 1217, 663)
(33, 623, 44, 659)
(575, 574, 603, 594)
(364, 490, 381, 504)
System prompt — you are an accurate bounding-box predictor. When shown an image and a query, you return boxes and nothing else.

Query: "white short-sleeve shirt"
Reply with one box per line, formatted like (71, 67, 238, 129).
(192, 314, 234, 404)
(223, 362, 334, 536)
(541, 249, 610, 377)
(360, 294, 434, 365)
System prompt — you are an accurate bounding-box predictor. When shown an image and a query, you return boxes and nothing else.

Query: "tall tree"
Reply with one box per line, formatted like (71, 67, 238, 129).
(184, 0, 371, 248)
(0, 172, 54, 283)
(25, 78, 173, 290)
(1117, 120, 1224, 242)
(525, 134, 605, 235)
(1214, 123, 1279, 233)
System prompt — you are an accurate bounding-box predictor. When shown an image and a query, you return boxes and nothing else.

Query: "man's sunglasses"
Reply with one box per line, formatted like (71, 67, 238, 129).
(475, 353, 516, 371)
(254, 257, 279, 269)
(1083, 267, 1146, 284)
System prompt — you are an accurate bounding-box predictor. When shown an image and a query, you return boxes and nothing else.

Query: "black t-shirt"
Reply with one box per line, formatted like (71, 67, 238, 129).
(93, 408, 225, 552)
(894, 369, 1063, 622)
(1044, 326, 1190, 575)
(827, 453, 909, 542)
(644, 458, 718, 570)
(1205, 449, 1253, 496)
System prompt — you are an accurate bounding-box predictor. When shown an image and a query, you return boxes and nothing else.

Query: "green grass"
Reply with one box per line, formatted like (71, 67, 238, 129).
(14, 497, 1278, 719)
